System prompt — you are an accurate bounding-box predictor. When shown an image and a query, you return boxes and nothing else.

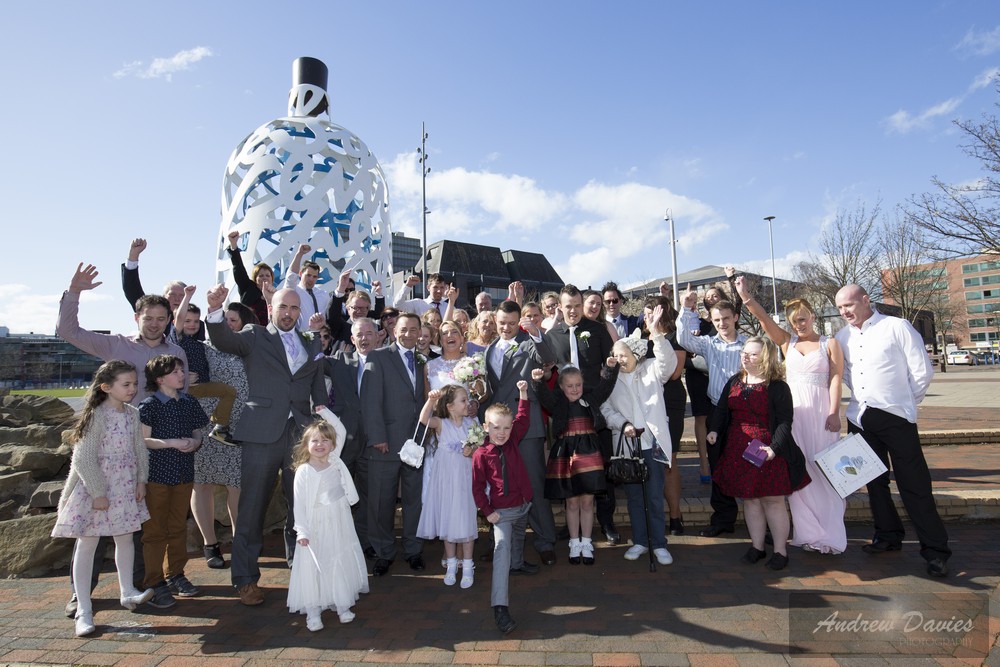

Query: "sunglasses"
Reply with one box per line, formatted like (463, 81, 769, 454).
(603, 298, 620, 305)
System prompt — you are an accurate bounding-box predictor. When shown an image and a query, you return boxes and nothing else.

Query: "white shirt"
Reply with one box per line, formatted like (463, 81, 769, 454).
(835, 309, 933, 426)
(284, 273, 332, 330)
(391, 284, 447, 316)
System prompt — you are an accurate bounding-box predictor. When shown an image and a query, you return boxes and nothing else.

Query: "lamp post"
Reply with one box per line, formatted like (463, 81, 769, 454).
(764, 216, 778, 320)
(417, 123, 431, 297)
(665, 209, 679, 310)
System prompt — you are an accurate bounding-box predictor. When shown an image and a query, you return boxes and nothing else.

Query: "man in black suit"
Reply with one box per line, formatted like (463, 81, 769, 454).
(482, 300, 557, 564)
(204, 285, 327, 606)
(602, 281, 639, 339)
(120, 237, 204, 340)
(360, 313, 427, 576)
(325, 317, 379, 555)
(545, 285, 620, 543)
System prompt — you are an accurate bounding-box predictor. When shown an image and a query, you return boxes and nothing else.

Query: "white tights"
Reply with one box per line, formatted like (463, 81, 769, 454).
(73, 534, 136, 615)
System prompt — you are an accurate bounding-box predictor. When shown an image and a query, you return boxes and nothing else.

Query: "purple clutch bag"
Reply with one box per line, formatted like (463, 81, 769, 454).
(742, 438, 768, 468)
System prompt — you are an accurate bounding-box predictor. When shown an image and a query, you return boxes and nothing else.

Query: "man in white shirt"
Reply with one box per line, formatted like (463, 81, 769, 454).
(284, 243, 332, 329)
(392, 273, 449, 316)
(834, 284, 950, 578)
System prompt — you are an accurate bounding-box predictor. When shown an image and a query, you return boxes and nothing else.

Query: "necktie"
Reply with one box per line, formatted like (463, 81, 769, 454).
(307, 288, 319, 314)
(498, 446, 508, 495)
(568, 325, 579, 368)
(356, 356, 365, 393)
(282, 332, 301, 369)
(405, 349, 415, 374)
(432, 301, 441, 314)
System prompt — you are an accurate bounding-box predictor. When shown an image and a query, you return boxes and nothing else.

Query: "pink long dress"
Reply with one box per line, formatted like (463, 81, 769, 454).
(787, 336, 847, 554)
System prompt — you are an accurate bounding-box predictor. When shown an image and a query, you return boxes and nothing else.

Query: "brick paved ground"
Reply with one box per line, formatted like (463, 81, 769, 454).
(0, 522, 996, 666)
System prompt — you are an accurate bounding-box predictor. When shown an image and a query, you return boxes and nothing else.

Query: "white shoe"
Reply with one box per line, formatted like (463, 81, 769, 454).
(624, 544, 649, 561)
(120, 588, 154, 611)
(74, 611, 96, 637)
(653, 548, 674, 565)
(460, 570, 474, 589)
(306, 615, 324, 632)
(444, 560, 458, 586)
(339, 610, 355, 624)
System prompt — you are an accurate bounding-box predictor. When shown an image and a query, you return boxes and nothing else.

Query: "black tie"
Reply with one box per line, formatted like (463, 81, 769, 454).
(307, 288, 319, 313)
(498, 446, 508, 494)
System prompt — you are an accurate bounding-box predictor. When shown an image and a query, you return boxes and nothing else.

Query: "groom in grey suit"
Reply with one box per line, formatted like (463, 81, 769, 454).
(483, 300, 558, 565)
(361, 312, 427, 576)
(205, 286, 327, 606)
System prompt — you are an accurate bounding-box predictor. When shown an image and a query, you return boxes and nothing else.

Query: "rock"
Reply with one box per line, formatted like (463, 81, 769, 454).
(29, 481, 64, 509)
(0, 395, 74, 426)
(0, 471, 34, 503)
(0, 425, 69, 450)
(0, 513, 74, 577)
(0, 446, 70, 479)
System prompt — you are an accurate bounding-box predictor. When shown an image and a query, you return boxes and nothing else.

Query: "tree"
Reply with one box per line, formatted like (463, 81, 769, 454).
(879, 215, 944, 324)
(906, 87, 1000, 256)
(793, 199, 884, 308)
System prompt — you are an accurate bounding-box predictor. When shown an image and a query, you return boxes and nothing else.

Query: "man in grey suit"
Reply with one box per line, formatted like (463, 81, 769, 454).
(483, 300, 558, 566)
(361, 312, 427, 576)
(205, 285, 327, 606)
(325, 317, 379, 556)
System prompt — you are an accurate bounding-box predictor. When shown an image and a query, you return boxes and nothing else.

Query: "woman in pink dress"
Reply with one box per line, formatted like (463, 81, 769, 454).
(735, 276, 847, 553)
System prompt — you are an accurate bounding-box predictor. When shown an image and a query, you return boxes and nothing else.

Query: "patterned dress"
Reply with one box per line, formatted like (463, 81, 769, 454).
(713, 380, 807, 499)
(544, 402, 607, 498)
(193, 345, 246, 487)
(52, 410, 150, 538)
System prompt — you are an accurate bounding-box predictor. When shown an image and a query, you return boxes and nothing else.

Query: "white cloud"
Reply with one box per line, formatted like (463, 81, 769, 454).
(113, 46, 214, 82)
(382, 152, 725, 289)
(0, 284, 113, 335)
(885, 68, 999, 134)
(956, 25, 1000, 56)
(736, 250, 811, 282)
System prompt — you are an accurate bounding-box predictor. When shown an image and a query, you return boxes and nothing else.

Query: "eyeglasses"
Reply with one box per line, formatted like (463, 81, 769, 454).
(603, 298, 620, 305)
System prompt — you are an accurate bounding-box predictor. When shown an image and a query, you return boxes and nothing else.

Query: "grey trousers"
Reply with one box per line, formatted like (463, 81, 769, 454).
(518, 437, 556, 552)
(231, 418, 298, 588)
(367, 457, 423, 561)
(490, 502, 531, 607)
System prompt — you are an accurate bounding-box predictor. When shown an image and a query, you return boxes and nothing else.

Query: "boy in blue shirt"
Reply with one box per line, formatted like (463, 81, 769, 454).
(139, 355, 209, 608)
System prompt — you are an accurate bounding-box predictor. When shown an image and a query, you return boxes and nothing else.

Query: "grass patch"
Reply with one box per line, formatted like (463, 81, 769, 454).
(9, 388, 86, 398)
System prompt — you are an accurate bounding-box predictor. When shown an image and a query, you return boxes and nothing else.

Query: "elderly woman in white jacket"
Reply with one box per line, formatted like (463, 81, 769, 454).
(600, 305, 677, 566)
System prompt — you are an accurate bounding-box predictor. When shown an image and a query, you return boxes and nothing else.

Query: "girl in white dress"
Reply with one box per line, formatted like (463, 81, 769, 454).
(416, 385, 480, 588)
(52, 360, 153, 637)
(287, 412, 368, 632)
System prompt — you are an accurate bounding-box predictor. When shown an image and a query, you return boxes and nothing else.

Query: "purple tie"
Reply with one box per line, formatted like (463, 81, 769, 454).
(405, 349, 415, 374)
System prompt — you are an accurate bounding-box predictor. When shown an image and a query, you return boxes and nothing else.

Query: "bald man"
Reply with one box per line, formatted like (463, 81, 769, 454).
(206, 285, 328, 604)
(834, 284, 949, 578)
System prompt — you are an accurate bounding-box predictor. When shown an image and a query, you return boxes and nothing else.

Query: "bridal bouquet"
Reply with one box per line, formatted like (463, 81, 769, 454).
(451, 353, 487, 400)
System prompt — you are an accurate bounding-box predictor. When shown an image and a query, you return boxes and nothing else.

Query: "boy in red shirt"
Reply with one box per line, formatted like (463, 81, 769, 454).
(472, 380, 536, 634)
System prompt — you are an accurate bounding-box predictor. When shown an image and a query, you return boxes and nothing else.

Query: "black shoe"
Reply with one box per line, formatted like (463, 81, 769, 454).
(373, 559, 392, 576)
(699, 525, 735, 538)
(861, 539, 902, 554)
(509, 562, 540, 575)
(669, 518, 685, 536)
(539, 550, 557, 566)
(406, 555, 425, 572)
(740, 547, 767, 564)
(601, 524, 621, 545)
(926, 558, 949, 578)
(493, 605, 517, 634)
(363, 546, 377, 560)
(766, 553, 789, 570)
(203, 543, 225, 569)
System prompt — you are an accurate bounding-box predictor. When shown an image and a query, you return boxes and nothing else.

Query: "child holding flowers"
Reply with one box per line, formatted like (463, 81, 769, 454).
(416, 385, 482, 588)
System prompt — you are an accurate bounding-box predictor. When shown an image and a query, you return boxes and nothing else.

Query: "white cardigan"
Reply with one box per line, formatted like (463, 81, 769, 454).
(600, 333, 677, 466)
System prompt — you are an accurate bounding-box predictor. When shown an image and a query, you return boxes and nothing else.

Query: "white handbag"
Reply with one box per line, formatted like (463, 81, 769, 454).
(399, 421, 429, 468)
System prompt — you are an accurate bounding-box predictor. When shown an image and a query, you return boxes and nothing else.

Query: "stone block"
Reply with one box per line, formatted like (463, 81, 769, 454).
(0, 446, 70, 479)
(0, 513, 74, 577)
(28, 481, 64, 509)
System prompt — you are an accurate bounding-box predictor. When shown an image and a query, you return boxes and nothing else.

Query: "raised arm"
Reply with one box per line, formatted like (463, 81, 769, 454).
(227, 231, 263, 303)
(734, 275, 790, 351)
(121, 238, 146, 311)
(724, 265, 744, 320)
(173, 285, 197, 342)
(443, 284, 459, 322)
(675, 287, 710, 356)
(419, 389, 444, 431)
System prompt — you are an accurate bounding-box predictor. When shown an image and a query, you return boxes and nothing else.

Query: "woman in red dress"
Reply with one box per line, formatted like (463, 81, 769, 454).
(707, 337, 809, 570)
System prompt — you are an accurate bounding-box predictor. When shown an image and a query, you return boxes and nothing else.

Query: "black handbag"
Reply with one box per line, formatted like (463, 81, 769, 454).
(607, 429, 648, 485)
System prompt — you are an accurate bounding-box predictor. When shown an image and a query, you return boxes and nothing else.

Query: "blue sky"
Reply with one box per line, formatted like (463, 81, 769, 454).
(3, 1, 999, 334)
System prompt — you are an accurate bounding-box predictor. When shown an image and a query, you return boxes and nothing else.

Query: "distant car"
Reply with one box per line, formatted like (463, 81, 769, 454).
(974, 350, 998, 365)
(948, 351, 977, 366)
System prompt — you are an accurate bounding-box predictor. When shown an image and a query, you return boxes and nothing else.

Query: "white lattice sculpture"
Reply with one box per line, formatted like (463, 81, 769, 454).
(216, 57, 392, 294)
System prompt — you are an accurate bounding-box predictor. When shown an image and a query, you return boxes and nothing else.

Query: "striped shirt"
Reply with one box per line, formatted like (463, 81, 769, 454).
(676, 308, 746, 406)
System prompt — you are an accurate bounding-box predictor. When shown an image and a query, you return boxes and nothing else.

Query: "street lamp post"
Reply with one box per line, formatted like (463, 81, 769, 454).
(665, 209, 679, 310)
(764, 216, 778, 320)
(417, 123, 431, 297)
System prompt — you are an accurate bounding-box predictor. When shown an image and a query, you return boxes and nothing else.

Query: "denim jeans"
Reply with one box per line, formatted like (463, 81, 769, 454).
(624, 448, 666, 549)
